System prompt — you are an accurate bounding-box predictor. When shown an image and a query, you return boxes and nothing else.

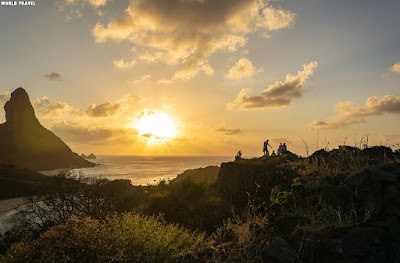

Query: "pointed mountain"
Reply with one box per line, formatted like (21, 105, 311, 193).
(0, 88, 95, 171)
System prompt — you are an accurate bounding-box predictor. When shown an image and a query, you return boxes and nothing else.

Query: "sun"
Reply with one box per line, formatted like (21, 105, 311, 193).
(132, 110, 178, 141)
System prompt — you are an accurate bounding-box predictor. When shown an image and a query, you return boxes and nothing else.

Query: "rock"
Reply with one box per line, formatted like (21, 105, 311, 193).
(274, 216, 309, 236)
(0, 88, 94, 171)
(87, 153, 96, 159)
(342, 227, 390, 256)
(173, 166, 220, 184)
(321, 183, 354, 209)
(344, 168, 373, 187)
(379, 163, 400, 177)
(81, 153, 96, 160)
(373, 167, 398, 184)
(344, 167, 382, 216)
(217, 157, 299, 211)
(367, 216, 400, 242)
(262, 237, 297, 263)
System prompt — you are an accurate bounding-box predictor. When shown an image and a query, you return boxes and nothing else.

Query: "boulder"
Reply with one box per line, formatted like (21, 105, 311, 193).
(262, 237, 297, 263)
(321, 183, 354, 209)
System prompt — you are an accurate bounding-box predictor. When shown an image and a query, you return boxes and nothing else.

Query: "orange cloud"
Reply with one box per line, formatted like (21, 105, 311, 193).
(311, 95, 400, 129)
(228, 61, 317, 110)
(92, 0, 295, 80)
(226, 58, 263, 80)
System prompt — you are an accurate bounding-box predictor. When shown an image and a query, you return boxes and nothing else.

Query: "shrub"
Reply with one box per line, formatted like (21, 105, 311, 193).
(1, 213, 208, 263)
(146, 178, 228, 232)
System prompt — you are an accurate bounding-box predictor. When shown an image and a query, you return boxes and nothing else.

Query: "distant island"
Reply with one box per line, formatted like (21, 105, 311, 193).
(81, 153, 97, 160)
(0, 88, 94, 171)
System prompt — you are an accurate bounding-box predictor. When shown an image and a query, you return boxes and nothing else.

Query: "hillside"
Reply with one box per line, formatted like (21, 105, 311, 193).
(173, 165, 220, 184)
(1, 147, 400, 262)
(0, 165, 52, 200)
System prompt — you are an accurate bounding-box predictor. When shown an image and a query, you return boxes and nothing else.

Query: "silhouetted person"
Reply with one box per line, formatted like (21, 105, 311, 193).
(282, 143, 287, 153)
(277, 143, 283, 155)
(263, 140, 272, 156)
(271, 150, 276, 156)
(235, 150, 242, 161)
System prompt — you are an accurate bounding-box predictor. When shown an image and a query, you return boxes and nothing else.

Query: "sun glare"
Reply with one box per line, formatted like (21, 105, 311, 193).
(133, 111, 178, 141)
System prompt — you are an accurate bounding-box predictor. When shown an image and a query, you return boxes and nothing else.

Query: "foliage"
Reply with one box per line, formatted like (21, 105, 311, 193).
(1, 213, 208, 263)
(25, 171, 146, 228)
(145, 178, 228, 233)
(0, 165, 51, 199)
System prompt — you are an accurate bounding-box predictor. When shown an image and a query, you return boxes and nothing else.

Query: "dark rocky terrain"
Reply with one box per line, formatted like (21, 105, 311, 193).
(0, 88, 94, 171)
(181, 148, 400, 262)
(173, 165, 220, 184)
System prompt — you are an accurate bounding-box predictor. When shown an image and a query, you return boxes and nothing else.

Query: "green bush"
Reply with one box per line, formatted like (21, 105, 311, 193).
(1, 213, 208, 263)
(146, 178, 228, 232)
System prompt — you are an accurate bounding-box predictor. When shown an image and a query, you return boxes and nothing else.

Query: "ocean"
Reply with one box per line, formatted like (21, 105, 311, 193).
(41, 155, 233, 185)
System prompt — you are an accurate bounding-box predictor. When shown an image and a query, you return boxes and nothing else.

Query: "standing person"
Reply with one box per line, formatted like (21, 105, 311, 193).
(282, 143, 287, 153)
(263, 140, 272, 156)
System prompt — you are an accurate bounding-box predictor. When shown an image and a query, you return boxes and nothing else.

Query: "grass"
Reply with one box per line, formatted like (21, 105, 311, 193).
(1, 213, 208, 263)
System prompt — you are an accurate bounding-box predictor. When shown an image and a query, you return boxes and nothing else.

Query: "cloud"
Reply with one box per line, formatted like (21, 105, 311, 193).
(86, 102, 121, 117)
(92, 0, 295, 80)
(61, 0, 110, 8)
(226, 58, 263, 80)
(51, 120, 138, 144)
(228, 61, 318, 110)
(86, 0, 109, 7)
(33, 96, 50, 108)
(0, 91, 11, 122)
(259, 6, 296, 31)
(58, 0, 112, 21)
(33, 97, 70, 117)
(44, 72, 63, 81)
(215, 126, 241, 135)
(113, 58, 137, 69)
(311, 95, 400, 129)
(133, 74, 151, 83)
(390, 63, 400, 73)
(142, 133, 152, 138)
(0, 91, 11, 107)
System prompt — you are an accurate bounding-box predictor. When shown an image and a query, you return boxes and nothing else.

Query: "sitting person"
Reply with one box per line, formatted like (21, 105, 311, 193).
(277, 143, 282, 155)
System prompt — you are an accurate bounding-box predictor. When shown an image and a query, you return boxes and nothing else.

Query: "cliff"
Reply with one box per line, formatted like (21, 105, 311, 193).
(173, 165, 220, 184)
(0, 88, 94, 171)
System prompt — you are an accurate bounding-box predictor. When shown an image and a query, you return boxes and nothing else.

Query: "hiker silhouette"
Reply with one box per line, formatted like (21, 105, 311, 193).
(263, 140, 272, 156)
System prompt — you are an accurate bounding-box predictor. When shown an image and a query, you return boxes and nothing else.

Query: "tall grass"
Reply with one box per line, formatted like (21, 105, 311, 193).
(1, 213, 208, 263)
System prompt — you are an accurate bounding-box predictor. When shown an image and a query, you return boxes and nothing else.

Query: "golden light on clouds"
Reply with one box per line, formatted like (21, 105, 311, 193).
(92, 0, 296, 82)
(390, 63, 400, 73)
(132, 110, 178, 143)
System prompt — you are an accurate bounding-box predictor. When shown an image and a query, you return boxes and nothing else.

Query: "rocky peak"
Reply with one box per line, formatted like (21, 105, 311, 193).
(4, 87, 39, 127)
(0, 87, 94, 171)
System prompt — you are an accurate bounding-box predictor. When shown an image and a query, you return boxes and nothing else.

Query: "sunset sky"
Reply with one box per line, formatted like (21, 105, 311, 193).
(0, 0, 400, 156)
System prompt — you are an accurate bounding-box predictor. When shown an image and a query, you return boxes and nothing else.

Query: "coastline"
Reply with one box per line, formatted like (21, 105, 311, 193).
(0, 197, 29, 213)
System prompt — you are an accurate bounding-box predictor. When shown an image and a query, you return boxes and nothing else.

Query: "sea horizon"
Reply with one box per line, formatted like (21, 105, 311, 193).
(41, 155, 234, 185)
